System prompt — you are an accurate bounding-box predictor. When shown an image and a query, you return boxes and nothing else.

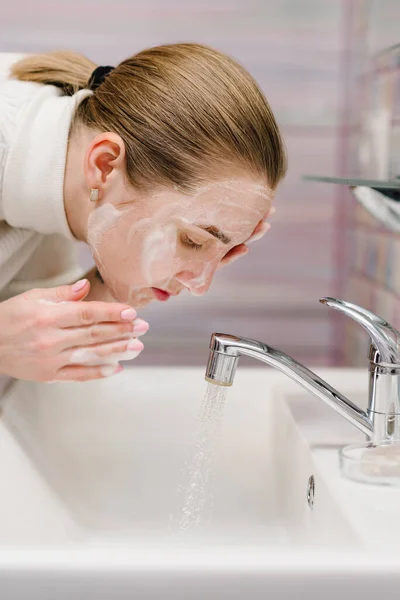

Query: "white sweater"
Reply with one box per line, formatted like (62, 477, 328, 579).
(0, 53, 91, 301)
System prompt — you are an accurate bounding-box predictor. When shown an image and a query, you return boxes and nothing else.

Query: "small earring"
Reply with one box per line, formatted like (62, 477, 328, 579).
(90, 189, 99, 203)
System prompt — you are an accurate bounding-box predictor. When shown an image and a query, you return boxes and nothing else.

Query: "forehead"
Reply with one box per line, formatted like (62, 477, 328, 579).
(152, 178, 272, 223)
(190, 179, 271, 207)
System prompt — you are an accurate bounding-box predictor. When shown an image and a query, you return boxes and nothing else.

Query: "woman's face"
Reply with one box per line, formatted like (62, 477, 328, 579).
(87, 178, 272, 307)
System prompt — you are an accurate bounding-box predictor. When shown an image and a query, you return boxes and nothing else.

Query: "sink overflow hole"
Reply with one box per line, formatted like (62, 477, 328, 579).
(307, 475, 315, 509)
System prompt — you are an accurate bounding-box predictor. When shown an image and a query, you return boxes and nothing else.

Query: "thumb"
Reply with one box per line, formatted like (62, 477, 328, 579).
(41, 279, 90, 302)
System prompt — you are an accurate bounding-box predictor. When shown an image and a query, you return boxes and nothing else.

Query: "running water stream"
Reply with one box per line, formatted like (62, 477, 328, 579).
(175, 382, 228, 534)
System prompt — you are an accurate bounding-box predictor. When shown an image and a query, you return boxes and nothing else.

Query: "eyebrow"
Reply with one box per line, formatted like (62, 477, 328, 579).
(197, 225, 231, 245)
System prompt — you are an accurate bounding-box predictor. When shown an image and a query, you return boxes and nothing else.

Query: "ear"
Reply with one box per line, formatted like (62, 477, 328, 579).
(84, 132, 126, 196)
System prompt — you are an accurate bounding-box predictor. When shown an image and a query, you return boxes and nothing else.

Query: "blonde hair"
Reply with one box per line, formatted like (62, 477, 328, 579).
(11, 44, 287, 192)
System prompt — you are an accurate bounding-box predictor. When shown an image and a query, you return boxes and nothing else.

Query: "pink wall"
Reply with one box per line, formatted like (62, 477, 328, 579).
(339, 1, 400, 365)
(2, 1, 392, 368)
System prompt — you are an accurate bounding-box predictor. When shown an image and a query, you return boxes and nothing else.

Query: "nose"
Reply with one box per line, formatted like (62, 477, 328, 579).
(175, 261, 218, 296)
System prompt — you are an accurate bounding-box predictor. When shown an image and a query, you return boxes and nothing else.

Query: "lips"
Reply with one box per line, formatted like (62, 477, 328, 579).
(152, 288, 171, 301)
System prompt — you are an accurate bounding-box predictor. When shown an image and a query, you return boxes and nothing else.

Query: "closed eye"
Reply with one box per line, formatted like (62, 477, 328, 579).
(180, 234, 203, 251)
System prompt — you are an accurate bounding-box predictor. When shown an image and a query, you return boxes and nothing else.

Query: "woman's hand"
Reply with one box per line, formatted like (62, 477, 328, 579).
(80, 266, 115, 302)
(0, 279, 149, 383)
(219, 206, 276, 269)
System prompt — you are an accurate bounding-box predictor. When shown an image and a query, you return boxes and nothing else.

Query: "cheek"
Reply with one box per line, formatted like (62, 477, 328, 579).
(87, 204, 122, 247)
(92, 225, 140, 288)
(87, 204, 123, 271)
(174, 250, 224, 294)
(88, 205, 136, 278)
(187, 261, 217, 295)
(139, 224, 178, 285)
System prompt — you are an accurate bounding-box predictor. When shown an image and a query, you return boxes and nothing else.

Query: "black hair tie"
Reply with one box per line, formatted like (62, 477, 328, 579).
(88, 65, 115, 91)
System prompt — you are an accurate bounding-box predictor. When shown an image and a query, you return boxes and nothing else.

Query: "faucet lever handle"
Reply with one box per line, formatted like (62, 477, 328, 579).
(320, 297, 400, 366)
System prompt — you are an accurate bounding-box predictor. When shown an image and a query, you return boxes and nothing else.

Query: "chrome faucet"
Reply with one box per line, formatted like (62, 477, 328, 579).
(205, 298, 400, 443)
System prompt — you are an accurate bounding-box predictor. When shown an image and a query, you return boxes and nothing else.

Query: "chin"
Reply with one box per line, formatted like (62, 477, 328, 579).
(101, 277, 151, 309)
(124, 288, 155, 309)
(131, 296, 153, 309)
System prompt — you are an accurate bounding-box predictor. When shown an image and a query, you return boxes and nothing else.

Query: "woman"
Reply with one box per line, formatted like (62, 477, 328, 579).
(0, 43, 286, 384)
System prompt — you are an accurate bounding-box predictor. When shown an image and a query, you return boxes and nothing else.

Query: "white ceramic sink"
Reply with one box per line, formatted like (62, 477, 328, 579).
(1, 367, 400, 599)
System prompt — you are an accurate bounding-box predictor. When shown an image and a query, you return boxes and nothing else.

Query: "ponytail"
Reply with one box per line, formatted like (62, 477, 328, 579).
(10, 50, 96, 95)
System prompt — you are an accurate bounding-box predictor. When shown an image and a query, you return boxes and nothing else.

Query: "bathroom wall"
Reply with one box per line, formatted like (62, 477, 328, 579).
(136, 1, 347, 366)
(340, 0, 400, 366)
(0, 1, 357, 366)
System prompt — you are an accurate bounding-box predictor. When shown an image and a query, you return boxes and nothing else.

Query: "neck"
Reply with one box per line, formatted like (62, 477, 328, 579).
(64, 127, 92, 242)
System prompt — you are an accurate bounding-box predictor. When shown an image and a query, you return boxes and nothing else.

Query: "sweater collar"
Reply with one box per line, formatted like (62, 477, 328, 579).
(3, 84, 91, 240)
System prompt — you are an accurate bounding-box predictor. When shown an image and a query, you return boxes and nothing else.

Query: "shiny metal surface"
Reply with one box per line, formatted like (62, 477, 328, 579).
(350, 186, 400, 233)
(320, 298, 400, 367)
(307, 475, 315, 510)
(205, 298, 400, 441)
(303, 177, 400, 232)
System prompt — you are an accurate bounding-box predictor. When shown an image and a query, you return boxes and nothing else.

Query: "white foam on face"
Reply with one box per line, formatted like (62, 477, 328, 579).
(87, 203, 127, 300)
(185, 180, 272, 229)
(140, 223, 177, 285)
(87, 203, 123, 249)
(128, 287, 151, 307)
(179, 181, 270, 241)
(86, 178, 273, 302)
(125, 203, 179, 290)
(188, 179, 272, 199)
(175, 258, 217, 296)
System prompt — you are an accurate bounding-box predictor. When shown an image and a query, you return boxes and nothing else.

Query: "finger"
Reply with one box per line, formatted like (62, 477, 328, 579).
(219, 244, 249, 268)
(30, 279, 90, 303)
(64, 338, 144, 366)
(266, 206, 276, 218)
(246, 220, 265, 244)
(247, 221, 271, 244)
(58, 318, 149, 350)
(55, 364, 124, 382)
(221, 243, 248, 264)
(52, 302, 138, 328)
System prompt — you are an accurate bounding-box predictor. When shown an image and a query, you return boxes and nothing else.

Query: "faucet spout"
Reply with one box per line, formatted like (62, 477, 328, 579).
(205, 333, 373, 437)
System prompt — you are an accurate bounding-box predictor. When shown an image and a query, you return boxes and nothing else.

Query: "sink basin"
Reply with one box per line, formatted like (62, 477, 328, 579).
(1, 367, 400, 598)
(0, 367, 358, 546)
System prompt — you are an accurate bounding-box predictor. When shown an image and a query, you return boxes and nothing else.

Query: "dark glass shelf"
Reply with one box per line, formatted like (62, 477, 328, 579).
(303, 174, 400, 189)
